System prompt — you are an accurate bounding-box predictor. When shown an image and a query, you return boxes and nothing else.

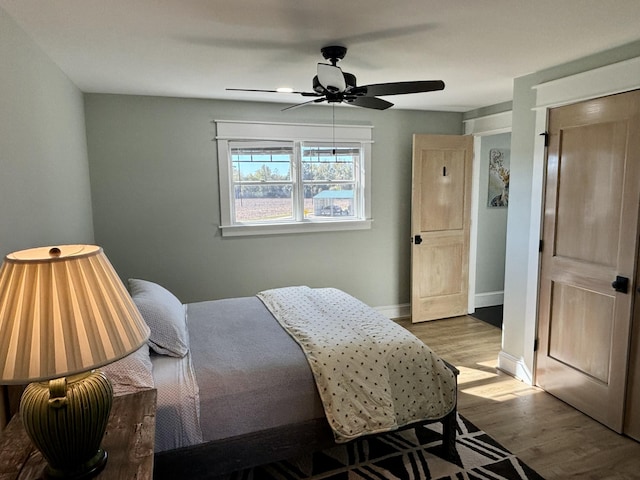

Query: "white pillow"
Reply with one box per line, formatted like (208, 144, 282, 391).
(101, 344, 154, 396)
(128, 278, 189, 357)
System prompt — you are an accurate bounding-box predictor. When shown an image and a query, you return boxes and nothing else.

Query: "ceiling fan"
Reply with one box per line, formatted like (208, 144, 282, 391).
(227, 46, 444, 111)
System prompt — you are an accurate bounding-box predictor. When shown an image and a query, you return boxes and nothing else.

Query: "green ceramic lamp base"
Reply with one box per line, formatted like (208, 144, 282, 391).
(44, 449, 107, 480)
(20, 370, 113, 480)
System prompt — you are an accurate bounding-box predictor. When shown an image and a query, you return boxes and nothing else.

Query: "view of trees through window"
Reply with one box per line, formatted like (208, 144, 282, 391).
(231, 142, 359, 222)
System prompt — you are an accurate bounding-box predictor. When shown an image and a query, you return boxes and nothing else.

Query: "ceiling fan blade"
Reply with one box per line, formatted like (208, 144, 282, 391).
(281, 97, 326, 111)
(361, 80, 445, 97)
(226, 88, 320, 97)
(348, 96, 394, 110)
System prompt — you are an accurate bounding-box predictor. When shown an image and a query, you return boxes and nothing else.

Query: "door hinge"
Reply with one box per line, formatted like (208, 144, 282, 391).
(540, 131, 549, 147)
(534, 338, 539, 352)
(539, 240, 544, 253)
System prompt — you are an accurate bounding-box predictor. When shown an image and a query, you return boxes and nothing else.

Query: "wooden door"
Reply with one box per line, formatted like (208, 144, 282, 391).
(536, 90, 640, 432)
(411, 134, 473, 322)
(624, 216, 640, 440)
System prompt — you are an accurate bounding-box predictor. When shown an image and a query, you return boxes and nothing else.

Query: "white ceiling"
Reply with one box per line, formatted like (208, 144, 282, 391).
(3, 0, 640, 112)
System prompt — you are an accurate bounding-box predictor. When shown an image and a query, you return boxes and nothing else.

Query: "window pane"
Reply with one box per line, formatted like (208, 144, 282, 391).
(234, 185, 293, 222)
(231, 143, 292, 182)
(302, 144, 356, 182)
(304, 185, 355, 218)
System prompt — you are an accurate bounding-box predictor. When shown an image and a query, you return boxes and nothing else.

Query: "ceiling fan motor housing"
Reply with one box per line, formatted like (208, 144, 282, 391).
(321, 45, 347, 65)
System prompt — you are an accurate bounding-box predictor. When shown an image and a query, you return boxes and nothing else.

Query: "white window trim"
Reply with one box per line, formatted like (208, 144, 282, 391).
(216, 120, 373, 237)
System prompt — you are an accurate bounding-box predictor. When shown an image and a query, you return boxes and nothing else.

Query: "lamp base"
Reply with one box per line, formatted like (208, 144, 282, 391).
(44, 449, 107, 480)
(20, 371, 113, 480)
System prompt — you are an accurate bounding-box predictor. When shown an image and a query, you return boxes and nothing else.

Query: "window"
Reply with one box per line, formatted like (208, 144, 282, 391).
(216, 120, 372, 236)
(231, 142, 295, 223)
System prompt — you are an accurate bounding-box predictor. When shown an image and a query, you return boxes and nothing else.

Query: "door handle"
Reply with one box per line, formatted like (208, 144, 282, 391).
(414, 235, 423, 245)
(612, 276, 629, 294)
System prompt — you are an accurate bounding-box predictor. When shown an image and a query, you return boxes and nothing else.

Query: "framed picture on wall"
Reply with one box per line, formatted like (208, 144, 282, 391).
(488, 148, 510, 207)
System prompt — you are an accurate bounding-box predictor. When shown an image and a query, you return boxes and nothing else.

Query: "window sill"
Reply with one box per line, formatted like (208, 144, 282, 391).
(219, 219, 372, 237)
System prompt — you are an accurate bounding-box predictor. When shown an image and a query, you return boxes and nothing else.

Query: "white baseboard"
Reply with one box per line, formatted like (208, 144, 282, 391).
(498, 350, 533, 385)
(474, 291, 504, 309)
(375, 303, 410, 320)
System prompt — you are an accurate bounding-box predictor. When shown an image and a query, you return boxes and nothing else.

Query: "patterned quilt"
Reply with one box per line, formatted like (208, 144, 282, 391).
(257, 286, 456, 443)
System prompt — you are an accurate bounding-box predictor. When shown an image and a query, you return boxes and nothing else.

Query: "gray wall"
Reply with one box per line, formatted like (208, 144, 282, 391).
(463, 101, 512, 122)
(0, 8, 94, 258)
(84, 94, 462, 307)
(476, 132, 509, 295)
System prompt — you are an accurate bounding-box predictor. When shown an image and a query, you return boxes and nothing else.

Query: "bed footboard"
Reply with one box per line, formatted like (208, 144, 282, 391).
(154, 419, 335, 479)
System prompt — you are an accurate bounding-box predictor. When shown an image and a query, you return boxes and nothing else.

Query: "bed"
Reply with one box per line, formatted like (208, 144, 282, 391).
(103, 279, 459, 479)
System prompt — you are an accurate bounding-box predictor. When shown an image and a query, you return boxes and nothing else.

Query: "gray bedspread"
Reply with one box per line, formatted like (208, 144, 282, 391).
(186, 296, 325, 441)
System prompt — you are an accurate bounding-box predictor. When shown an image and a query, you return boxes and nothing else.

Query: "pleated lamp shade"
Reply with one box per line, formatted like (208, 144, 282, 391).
(0, 245, 150, 383)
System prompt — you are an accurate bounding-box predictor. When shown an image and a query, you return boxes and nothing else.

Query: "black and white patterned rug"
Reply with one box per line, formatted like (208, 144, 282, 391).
(228, 414, 544, 480)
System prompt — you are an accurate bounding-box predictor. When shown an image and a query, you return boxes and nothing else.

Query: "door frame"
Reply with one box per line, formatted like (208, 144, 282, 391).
(464, 112, 513, 313)
(515, 56, 640, 385)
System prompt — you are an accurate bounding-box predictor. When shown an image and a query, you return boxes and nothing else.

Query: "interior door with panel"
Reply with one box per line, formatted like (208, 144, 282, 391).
(536, 90, 640, 432)
(625, 237, 640, 440)
(411, 134, 473, 322)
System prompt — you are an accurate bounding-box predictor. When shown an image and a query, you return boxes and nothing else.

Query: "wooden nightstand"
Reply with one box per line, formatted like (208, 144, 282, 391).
(0, 388, 157, 480)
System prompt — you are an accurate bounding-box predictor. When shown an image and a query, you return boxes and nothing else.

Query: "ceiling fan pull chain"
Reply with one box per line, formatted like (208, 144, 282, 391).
(332, 104, 336, 156)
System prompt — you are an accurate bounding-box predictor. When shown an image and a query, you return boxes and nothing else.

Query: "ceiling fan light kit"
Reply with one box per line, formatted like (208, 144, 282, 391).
(316, 63, 346, 94)
(227, 46, 445, 111)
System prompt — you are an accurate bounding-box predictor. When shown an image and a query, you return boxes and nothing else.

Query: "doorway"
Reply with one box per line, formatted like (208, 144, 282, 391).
(471, 132, 510, 329)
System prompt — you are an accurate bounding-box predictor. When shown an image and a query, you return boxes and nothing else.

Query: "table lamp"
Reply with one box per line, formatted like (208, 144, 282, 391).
(0, 245, 150, 479)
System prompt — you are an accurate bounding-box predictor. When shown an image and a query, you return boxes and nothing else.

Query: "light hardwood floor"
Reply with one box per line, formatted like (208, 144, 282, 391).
(398, 315, 640, 480)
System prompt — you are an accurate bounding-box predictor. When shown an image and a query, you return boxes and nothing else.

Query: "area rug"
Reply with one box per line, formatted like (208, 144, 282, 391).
(226, 413, 544, 479)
